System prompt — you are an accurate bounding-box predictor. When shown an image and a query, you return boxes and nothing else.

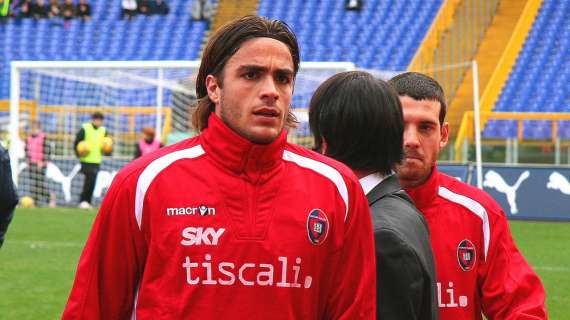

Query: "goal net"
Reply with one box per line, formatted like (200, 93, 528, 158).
(9, 60, 355, 207)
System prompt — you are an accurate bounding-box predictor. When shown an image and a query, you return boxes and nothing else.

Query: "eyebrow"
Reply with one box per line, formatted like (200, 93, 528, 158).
(237, 65, 295, 77)
(419, 120, 439, 127)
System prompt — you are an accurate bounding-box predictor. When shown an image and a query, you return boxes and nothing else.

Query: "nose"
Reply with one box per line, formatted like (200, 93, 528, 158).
(259, 77, 279, 103)
(403, 127, 420, 149)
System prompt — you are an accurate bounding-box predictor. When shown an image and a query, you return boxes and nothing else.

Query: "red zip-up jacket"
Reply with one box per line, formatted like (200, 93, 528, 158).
(62, 114, 376, 319)
(405, 166, 547, 320)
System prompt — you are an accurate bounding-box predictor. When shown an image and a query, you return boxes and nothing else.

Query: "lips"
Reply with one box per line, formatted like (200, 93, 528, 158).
(253, 107, 280, 118)
(404, 151, 423, 161)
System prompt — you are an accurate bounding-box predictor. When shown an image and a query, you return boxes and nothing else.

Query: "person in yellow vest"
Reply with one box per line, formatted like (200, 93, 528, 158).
(74, 112, 110, 209)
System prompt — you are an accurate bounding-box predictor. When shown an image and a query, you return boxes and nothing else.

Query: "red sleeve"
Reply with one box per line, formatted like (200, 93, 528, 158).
(62, 171, 147, 320)
(480, 211, 547, 319)
(325, 179, 376, 319)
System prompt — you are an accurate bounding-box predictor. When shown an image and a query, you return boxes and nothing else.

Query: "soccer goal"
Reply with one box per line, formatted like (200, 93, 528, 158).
(8, 60, 355, 206)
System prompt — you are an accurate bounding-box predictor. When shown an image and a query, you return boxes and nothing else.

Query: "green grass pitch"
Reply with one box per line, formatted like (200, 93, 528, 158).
(0, 208, 568, 319)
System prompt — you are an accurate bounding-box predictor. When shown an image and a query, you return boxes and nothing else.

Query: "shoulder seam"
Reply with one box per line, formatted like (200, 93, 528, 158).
(134, 145, 206, 229)
(438, 186, 490, 260)
(282, 149, 350, 221)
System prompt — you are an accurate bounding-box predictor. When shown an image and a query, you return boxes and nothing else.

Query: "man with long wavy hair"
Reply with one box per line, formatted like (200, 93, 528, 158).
(63, 16, 376, 319)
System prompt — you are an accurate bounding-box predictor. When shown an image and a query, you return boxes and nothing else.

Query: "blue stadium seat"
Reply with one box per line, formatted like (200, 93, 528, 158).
(491, 0, 570, 140)
(0, 0, 212, 100)
(257, 0, 441, 71)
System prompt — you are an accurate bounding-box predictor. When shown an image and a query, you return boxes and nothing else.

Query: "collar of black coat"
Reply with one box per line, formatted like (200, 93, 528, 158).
(365, 174, 403, 205)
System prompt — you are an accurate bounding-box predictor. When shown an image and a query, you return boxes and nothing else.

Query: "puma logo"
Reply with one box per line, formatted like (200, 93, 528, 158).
(547, 172, 570, 195)
(93, 170, 118, 199)
(483, 170, 530, 214)
(46, 163, 81, 202)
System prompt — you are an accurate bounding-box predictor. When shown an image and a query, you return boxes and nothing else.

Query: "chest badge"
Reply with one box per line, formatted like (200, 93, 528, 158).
(457, 239, 477, 271)
(306, 209, 329, 245)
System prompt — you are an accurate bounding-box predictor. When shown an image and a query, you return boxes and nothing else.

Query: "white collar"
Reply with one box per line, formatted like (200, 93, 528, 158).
(359, 172, 391, 195)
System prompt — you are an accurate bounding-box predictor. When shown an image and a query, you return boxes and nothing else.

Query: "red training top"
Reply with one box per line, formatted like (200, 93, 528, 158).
(63, 114, 376, 319)
(406, 166, 547, 320)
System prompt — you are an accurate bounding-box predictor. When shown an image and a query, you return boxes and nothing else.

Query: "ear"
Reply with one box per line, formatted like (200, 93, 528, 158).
(440, 121, 449, 149)
(205, 75, 221, 107)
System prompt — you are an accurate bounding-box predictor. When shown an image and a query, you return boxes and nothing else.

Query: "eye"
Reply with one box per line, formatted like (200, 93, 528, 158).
(276, 73, 292, 84)
(419, 124, 434, 133)
(243, 71, 258, 80)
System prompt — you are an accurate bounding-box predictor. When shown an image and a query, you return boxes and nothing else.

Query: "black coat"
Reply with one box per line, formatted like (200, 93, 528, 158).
(0, 145, 19, 248)
(367, 174, 438, 320)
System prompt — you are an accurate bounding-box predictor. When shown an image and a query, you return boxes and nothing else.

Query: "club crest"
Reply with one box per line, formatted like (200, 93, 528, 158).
(306, 209, 329, 245)
(457, 239, 477, 271)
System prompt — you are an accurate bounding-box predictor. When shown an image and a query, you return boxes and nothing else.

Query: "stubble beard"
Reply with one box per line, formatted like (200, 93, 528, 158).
(397, 161, 431, 188)
(219, 93, 279, 145)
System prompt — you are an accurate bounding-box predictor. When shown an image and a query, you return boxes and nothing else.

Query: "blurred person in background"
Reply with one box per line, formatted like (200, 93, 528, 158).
(191, 0, 212, 21)
(15, 0, 32, 18)
(32, 0, 49, 19)
(310, 71, 438, 320)
(47, 0, 61, 19)
(345, 0, 362, 11)
(1, 0, 11, 20)
(76, 0, 90, 21)
(0, 144, 18, 249)
(149, 0, 167, 15)
(133, 126, 162, 159)
(74, 112, 109, 209)
(121, 0, 137, 20)
(60, 0, 74, 20)
(25, 121, 54, 207)
(137, 0, 149, 15)
(390, 72, 547, 319)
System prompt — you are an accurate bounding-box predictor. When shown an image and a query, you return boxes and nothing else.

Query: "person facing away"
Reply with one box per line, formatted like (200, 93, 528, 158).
(25, 120, 53, 206)
(62, 15, 376, 319)
(389, 72, 547, 319)
(134, 126, 162, 159)
(0, 144, 19, 248)
(73, 111, 109, 209)
(309, 71, 438, 320)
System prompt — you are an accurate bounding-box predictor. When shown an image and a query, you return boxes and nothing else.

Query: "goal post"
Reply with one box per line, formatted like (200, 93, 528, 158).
(9, 60, 355, 206)
(9, 60, 201, 207)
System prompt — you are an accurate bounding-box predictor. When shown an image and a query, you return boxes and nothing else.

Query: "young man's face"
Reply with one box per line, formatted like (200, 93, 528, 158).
(206, 37, 295, 144)
(397, 96, 448, 188)
(92, 118, 103, 128)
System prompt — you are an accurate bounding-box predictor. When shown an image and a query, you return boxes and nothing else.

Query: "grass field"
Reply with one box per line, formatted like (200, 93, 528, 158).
(0, 208, 568, 319)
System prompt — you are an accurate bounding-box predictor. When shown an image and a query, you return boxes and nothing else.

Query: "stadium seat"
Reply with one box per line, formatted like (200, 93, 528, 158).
(0, 0, 211, 100)
(491, 0, 570, 139)
(257, 0, 441, 71)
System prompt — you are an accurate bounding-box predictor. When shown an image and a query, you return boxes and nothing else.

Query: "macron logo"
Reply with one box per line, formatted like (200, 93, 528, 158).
(181, 227, 226, 246)
(167, 205, 216, 216)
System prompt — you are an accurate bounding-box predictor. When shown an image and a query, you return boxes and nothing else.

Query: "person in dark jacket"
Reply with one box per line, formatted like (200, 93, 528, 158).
(309, 70, 438, 319)
(0, 145, 19, 248)
(149, 0, 168, 15)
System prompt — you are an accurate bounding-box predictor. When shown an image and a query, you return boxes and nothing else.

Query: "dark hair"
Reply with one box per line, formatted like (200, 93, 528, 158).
(388, 72, 447, 124)
(192, 15, 300, 132)
(92, 112, 104, 120)
(309, 71, 404, 175)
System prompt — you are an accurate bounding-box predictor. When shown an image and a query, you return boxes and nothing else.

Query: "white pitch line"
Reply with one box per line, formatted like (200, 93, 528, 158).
(533, 266, 570, 272)
(12, 240, 84, 249)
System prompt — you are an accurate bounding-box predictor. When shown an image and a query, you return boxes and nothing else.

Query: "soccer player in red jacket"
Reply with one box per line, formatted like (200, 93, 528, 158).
(62, 16, 376, 319)
(389, 72, 547, 319)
